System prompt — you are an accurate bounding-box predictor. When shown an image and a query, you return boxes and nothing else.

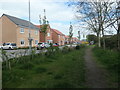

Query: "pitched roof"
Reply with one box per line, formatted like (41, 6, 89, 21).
(65, 35, 69, 38)
(51, 28, 64, 35)
(36, 25, 42, 28)
(72, 37, 78, 39)
(36, 24, 50, 29)
(3, 14, 39, 30)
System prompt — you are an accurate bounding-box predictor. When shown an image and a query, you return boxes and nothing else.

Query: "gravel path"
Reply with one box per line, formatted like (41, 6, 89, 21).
(84, 47, 109, 88)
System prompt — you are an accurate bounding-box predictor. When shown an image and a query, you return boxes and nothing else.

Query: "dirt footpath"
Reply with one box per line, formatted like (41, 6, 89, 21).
(84, 47, 109, 88)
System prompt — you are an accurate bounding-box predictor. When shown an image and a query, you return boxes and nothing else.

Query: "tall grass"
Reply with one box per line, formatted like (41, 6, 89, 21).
(92, 47, 120, 85)
(2, 47, 86, 88)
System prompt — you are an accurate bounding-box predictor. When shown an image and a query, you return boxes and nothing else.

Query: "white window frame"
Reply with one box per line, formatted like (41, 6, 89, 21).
(20, 28, 24, 33)
(35, 30, 38, 35)
(58, 35, 60, 38)
(20, 40, 25, 46)
(47, 33, 50, 36)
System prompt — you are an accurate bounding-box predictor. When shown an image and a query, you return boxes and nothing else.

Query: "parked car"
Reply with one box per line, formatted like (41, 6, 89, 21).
(1, 43, 17, 50)
(44, 43, 50, 48)
(53, 43, 59, 47)
(36, 42, 50, 50)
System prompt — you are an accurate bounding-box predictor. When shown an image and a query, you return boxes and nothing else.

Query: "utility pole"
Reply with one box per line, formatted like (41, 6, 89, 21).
(28, 0, 32, 54)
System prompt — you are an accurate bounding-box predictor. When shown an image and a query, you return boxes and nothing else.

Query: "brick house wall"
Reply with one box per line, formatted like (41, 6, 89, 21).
(65, 35, 69, 44)
(0, 14, 39, 48)
(0, 15, 17, 45)
(59, 35, 65, 45)
(36, 25, 53, 43)
(0, 17, 2, 46)
(52, 29, 65, 46)
(52, 29, 59, 44)
(16, 27, 39, 47)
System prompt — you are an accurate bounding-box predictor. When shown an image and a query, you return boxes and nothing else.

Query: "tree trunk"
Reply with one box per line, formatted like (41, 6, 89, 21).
(117, 26, 120, 50)
(44, 34, 46, 43)
(102, 26, 106, 50)
(97, 33, 101, 47)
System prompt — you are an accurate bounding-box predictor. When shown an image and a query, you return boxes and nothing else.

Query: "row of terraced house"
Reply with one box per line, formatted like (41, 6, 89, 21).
(0, 14, 80, 48)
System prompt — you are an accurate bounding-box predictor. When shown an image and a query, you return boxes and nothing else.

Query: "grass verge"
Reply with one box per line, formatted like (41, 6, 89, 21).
(3, 47, 86, 88)
(92, 47, 119, 88)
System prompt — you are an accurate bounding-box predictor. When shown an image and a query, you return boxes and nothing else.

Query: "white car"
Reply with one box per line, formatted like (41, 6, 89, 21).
(36, 43, 50, 50)
(44, 43, 51, 48)
(1, 43, 17, 50)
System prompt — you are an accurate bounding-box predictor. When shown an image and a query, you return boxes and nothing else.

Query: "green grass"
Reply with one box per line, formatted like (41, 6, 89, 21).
(3, 48, 86, 88)
(92, 47, 120, 87)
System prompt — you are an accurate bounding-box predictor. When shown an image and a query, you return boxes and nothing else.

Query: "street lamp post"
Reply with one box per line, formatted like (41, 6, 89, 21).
(28, 0, 32, 54)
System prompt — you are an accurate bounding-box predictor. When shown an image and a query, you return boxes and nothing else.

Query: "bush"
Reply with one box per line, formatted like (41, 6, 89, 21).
(80, 44, 86, 48)
(101, 34, 120, 50)
(75, 45, 80, 50)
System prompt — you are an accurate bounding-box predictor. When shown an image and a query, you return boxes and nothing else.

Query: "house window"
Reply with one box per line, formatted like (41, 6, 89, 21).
(63, 36, 65, 39)
(20, 28, 24, 33)
(20, 40, 25, 45)
(58, 35, 60, 38)
(35, 30, 38, 35)
(47, 33, 50, 36)
(35, 40, 38, 45)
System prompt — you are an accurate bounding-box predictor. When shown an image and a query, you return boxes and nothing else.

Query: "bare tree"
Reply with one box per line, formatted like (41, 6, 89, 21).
(68, 1, 115, 49)
(69, 22, 73, 47)
(78, 30, 81, 40)
(39, 9, 49, 43)
(105, 1, 120, 50)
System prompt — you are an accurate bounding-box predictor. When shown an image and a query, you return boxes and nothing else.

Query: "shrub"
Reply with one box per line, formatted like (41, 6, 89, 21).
(75, 45, 80, 50)
(80, 44, 86, 48)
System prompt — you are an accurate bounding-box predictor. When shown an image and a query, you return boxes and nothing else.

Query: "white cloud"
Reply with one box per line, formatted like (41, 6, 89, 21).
(0, 0, 87, 39)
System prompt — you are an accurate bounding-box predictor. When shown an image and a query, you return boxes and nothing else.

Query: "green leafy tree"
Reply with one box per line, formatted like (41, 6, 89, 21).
(86, 34, 98, 44)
